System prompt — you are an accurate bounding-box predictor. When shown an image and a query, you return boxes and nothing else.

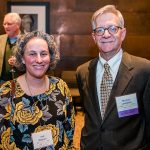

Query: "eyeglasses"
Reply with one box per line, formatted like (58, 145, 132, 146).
(93, 25, 122, 36)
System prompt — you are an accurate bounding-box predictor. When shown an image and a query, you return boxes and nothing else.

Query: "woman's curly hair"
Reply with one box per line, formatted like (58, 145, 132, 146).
(14, 31, 60, 72)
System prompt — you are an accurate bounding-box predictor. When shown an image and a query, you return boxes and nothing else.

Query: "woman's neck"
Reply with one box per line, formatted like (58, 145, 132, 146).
(18, 74, 49, 96)
(25, 73, 47, 88)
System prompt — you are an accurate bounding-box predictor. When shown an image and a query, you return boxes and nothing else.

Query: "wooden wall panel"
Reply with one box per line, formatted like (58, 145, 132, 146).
(51, 12, 92, 34)
(60, 35, 98, 57)
(49, 0, 76, 12)
(0, 0, 7, 34)
(75, 0, 117, 11)
(117, 0, 150, 12)
(123, 35, 150, 59)
(123, 13, 150, 35)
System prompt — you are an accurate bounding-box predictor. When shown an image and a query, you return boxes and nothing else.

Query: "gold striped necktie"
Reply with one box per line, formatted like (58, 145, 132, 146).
(100, 63, 113, 119)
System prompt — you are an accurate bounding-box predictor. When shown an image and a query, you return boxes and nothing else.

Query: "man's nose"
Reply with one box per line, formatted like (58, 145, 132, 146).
(102, 29, 111, 37)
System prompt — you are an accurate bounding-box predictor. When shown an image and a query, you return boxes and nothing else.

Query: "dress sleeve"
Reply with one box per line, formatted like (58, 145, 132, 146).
(0, 82, 12, 149)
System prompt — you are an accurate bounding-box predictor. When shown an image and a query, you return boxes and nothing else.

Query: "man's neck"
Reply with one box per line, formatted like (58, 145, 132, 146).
(9, 37, 17, 44)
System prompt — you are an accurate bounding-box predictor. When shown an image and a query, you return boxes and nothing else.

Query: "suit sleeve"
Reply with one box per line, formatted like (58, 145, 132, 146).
(143, 77, 150, 141)
(76, 69, 84, 109)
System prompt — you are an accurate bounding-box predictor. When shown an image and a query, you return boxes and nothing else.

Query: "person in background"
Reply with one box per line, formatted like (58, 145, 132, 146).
(21, 14, 35, 33)
(0, 31, 75, 149)
(0, 12, 21, 83)
(76, 5, 150, 150)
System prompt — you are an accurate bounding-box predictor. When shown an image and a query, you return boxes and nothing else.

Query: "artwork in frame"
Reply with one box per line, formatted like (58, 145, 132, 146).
(7, 2, 50, 33)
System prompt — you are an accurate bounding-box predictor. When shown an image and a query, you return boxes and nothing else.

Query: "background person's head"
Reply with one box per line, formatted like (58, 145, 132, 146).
(15, 31, 60, 73)
(21, 14, 34, 33)
(3, 12, 21, 38)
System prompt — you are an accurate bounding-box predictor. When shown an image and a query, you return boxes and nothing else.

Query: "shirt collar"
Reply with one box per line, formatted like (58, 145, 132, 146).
(99, 49, 123, 73)
(8, 37, 17, 44)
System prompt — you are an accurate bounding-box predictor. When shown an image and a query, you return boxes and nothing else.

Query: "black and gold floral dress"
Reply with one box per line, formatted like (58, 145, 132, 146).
(0, 76, 75, 150)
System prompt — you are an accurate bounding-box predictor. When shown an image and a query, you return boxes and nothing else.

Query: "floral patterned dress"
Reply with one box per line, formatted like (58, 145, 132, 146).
(0, 76, 75, 150)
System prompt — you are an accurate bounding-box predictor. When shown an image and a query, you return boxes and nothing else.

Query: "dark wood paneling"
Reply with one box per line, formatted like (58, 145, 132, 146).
(117, 0, 150, 12)
(123, 35, 150, 59)
(56, 56, 94, 70)
(51, 12, 92, 34)
(0, 0, 7, 34)
(50, 0, 75, 12)
(75, 0, 117, 12)
(60, 35, 98, 57)
(123, 13, 150, 35)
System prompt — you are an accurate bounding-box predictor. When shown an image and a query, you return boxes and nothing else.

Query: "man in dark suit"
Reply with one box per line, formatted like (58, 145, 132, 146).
(76, 5, 150, 150)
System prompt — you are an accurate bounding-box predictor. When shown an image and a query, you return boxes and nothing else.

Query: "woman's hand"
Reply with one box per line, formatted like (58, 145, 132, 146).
(8, 56, 16, 66)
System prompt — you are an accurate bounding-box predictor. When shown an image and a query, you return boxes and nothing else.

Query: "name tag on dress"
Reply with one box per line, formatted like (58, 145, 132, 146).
(115, 93, 139, 118)
(32, 129, 54, 149)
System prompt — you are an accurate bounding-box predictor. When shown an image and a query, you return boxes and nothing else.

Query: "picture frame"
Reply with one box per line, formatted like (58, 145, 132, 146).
(7, 2, 50, 33)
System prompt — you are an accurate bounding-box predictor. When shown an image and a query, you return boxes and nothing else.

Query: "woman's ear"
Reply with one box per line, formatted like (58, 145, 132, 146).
(22, 58, 25, 64)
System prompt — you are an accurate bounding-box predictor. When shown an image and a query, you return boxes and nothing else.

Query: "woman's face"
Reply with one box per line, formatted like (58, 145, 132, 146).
(22, 37, 50, 79)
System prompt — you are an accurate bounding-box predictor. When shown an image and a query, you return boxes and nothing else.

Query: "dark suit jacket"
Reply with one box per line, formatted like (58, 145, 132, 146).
(76, 52, 150, 150)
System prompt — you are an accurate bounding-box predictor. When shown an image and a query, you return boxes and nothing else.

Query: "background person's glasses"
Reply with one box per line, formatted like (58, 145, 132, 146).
(93, 25, 122, 36)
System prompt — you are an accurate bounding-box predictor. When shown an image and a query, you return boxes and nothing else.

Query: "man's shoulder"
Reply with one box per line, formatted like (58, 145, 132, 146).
(77, 60, 91, 69)
(0, 34, 7, 39)
(77, 57, 98, 72)
(124, 52, 149, 63)
(123, 52, 150, 69)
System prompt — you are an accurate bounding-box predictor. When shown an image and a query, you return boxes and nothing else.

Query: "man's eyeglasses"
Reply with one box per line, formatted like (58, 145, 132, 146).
(93, 25, 122, 36)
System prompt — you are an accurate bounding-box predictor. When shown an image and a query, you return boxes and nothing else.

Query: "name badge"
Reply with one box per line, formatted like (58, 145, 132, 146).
(115, 93, 139, 118)
(32, 129, 54, 149)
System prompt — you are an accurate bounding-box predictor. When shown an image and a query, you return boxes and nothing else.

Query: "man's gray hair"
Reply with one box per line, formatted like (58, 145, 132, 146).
(91, 5, 124, 30)
(4, 12, 21, 26)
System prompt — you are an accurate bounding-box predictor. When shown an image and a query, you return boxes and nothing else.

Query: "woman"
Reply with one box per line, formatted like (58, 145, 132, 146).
(0, 31, 75, 150)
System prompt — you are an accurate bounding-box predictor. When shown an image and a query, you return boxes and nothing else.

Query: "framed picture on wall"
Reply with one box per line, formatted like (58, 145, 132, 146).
(7, 2, 50, 33)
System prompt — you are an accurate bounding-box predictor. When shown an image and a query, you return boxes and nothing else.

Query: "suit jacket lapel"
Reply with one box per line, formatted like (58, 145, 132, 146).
(103, 52, 134, 121)
(88, 58, 102, 121)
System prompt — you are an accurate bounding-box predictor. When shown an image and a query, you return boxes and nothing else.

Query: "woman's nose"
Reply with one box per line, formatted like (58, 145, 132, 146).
(35, 54, 42, 63)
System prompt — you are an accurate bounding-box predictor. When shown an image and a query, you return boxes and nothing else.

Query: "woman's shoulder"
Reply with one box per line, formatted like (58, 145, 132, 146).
(48, 76, 69, 89)
(48, 76, 66, 83)
(0, 80, 12, 95)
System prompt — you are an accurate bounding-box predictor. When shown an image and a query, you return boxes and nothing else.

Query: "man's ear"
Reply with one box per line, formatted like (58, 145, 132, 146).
(121, 28, 126, 41)
(92, 32, 97, 44)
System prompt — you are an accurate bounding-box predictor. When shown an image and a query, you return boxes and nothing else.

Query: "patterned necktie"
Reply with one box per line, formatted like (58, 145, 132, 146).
(100, 63, 113, 119)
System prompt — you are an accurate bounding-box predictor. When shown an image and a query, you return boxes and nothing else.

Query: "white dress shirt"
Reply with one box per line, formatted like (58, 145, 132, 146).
(96, 49, 123, 111)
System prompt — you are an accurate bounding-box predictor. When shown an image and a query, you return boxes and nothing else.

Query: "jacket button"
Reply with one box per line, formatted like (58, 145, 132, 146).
(101, 128, 105, 132)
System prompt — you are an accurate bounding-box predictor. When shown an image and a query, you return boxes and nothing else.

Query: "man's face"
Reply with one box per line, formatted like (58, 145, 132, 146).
(92, 12, 126, 60)
(3, 15, 20, 38)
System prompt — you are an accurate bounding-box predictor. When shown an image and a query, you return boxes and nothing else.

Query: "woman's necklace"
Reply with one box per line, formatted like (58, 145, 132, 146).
(24, 74, 48, 126)
(24, 74, 47, 97)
